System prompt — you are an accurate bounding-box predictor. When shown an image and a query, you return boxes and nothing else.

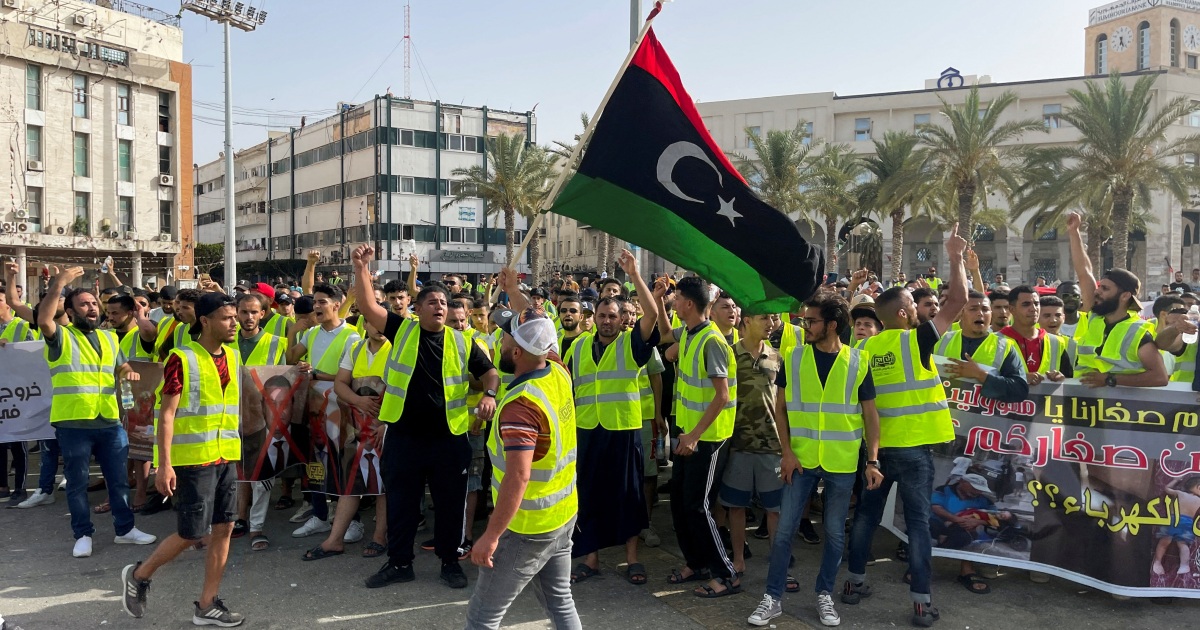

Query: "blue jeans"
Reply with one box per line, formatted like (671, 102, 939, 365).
(846, 446, 935, 604)
(767, 467, 856, 598)
(56, 425, 135, 540)
(37, 438, 60, 493)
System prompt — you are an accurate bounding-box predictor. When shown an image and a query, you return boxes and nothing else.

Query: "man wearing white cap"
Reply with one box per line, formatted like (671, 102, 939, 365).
(466, 302, 581, 630)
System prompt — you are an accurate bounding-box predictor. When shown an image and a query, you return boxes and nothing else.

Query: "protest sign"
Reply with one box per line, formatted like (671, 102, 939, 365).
(238, 365, 310, 481)
(302, 376, 385, 497)
(122, 362, 162, 461)
(0, 341, 53, 443)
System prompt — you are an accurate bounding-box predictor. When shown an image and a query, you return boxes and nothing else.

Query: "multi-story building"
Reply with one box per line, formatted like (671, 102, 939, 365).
(0, 0, 192, 290)
(194, 96, 536, 281)
(695, 0, 1200, 289)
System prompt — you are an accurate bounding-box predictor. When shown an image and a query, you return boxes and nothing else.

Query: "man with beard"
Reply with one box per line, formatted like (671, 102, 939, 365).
(150, 289, 202, 361)
(843, 226, 968, 627)
(555, 293, 587, 356)
(1066, 212, 1167, 387)
(38, 267, 157, 558)
(1001, 286, 1072, 385)
(910, 288, 940, 325)
(352, 245, 499, 591)
(252, 283, 293, 342)
(108, 295, 155, 362)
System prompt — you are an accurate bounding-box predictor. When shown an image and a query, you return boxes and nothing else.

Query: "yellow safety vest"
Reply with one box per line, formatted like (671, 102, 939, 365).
(350, 337, 391, 378)
(639, 364, 655, 421)
(1076, 313, 1152, 374)
(487, 361, 578, 535)
(301, 324, 357, 376)
(45, 325, 121, 423)
(262, 313, 293, 343)
(861, 328, 953, 448)
(119, 328, 155, 362)
(779, 321, 805, 355)
(1037, 332, 1068, 375)
(0, 319, 33, 343)
(154, 316, 191, 358)
(782, 344, 868, 473)
(463, 329, 487, 409)
(934, 331, 1016, 369)
(570, 331, 642, 430)
(160, 340, 241, 467)
(379, 318, 472, 434)
(241, 332, 286, 366)
(1171, 342, 1197, 383)
(676, 322, 737, 442)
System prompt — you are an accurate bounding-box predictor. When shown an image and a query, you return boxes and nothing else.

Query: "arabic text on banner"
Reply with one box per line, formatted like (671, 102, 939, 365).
(0, 341, 53, 443)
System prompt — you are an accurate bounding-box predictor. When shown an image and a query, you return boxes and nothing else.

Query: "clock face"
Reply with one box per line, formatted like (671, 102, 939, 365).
(1186, 25, 1200, 51)
(1111, 25, 1134, 52)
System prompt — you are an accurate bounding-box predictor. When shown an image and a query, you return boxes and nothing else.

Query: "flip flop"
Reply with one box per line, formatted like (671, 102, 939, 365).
(92, 502, 111, 514)
(570, 563, 600, 584)
(303, 545, 344, 561)
(693, 577, 742, 598)
(131, 503, 146, 513)
(786, 575, 801, 593)
(274, 496, 296, 510)
(250, 534, 269, 551)
(231, 519, 248, 539)
(625, 563, 648, 586)
(667, 568, 711, 584)
(957, 573, 991, 595)
(362, 541, 386, 558)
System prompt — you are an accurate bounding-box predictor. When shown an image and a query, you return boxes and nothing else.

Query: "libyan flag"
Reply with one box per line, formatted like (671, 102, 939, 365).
(550, 27, 824, 315)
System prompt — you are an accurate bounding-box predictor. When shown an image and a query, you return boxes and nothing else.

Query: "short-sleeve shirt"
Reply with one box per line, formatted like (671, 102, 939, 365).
(495, 353, 566, 462)
(339, 340, 383, 372)
(730, 340, 781, 454)
(931, 485, 995, 517)
(161, 349, 231, 396)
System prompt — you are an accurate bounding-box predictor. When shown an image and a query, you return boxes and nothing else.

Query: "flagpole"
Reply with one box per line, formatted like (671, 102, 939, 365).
(500, 1, 666, 281)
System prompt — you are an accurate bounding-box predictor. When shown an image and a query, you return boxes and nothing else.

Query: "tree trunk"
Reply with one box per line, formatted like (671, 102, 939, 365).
(503, 207, 515, 265)
(956, 182, 975, 240)
(607, 234, 620, 277)
(529, 230, 542, 286)
(1086, 223, 1104, 274)
(597, 231, 610, 277)
(825, 215, 838, 273)
(890, 207, 905, 282)
(1110, 188, 1133, 270)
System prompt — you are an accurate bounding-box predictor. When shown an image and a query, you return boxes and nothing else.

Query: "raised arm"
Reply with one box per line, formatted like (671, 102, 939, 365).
(616, 250, 659, 341)
(656, 294, 676, 344)
(1066, 212, 1096, 312)
(352, 245, 389, 333)
(4, 262, 34, 323)
(39, 266, 83, 338)
(932, 223, 968, 334)
(407, 253, 420, 298)
(302, 249, 319, 295)
(965, 249, 985, 292)
(497, 267, 528, 313)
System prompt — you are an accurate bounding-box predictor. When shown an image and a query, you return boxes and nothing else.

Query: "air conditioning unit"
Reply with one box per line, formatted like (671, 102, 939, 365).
(16, 222, 30, 233)
(2, 0, 19, 9)
(26, 160, 43, 172)
(0, 222, 15, 233)
(73, 14, 89, 26)
(158, 174, 174, 186)
(159, 233, 172, 242)
(538, 227, 547, 237)
(294, 247, 302, 254)
(125, 230, 137, 240)
(47, 224, 66, 235)
(14, 208, 28, 219)
(107, 230, 120, 239)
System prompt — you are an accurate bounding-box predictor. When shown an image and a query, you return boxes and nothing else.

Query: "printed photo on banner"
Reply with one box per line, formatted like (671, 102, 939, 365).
(238, 365, 310, 482)
(333, 375, 386, 497)
(121, 361, 163, 462)
(0, 340, 53, 443)
(304, 381, 344, 495)
(883, 379, 1200, 598)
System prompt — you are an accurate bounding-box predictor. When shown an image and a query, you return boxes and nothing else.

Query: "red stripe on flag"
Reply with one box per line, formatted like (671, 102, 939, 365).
(630, 28, 748, 186)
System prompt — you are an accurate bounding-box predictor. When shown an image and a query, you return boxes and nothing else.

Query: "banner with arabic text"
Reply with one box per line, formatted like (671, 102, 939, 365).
(0, 341, 53, 443)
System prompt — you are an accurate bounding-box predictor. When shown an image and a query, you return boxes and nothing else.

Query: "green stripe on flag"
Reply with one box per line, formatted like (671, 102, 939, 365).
(552, 173, 800, 314)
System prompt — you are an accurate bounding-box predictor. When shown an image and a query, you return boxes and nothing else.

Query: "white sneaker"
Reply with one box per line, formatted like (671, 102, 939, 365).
(343, 520, 365, 543)
(747, 594, 781, 627)
(640, 527, 661, 547)
(817, 592, 841, 627)
(17, 489, 55, 508)
(115, 527, 157, 545)
(292, 516, 331, 538)
(58, 477, 67, 491)
(289, 502, 313, 523)
(73, 536, 93, 558)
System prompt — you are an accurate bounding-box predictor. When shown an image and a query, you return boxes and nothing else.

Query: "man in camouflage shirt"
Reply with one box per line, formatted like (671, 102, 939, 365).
(718, 311, 784, 576)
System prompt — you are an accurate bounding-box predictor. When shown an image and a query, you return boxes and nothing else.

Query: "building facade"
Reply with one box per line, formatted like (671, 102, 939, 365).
(194, 97, 537, 281)
(695, 0, 1200, 289)
(0, 0, 192, 290)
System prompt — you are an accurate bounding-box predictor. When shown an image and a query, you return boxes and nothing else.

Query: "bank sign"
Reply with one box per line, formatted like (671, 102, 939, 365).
(1090, 0, 1200, 25)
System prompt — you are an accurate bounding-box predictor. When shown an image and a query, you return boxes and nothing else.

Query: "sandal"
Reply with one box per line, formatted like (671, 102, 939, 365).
(570, 563, 600, 584)
(250, 534, 269, 551)
(693, 577, 742, 598)
(957, 573, 991, 595)
(92, 502, 111, 514)
(362, 541, 386, 558)
(131, 503, 146, 513)
(274, 496, 296, 511)
(231, 519, 248, 539)
(896, 542, 909, 562)
(667, 568, 710, 584)
(786, 575, 801, 593)
(302, 545, 344, 561)
(625, 563, 648, 586)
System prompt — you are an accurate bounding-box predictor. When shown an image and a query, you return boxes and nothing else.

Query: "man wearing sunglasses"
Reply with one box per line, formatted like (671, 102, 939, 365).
(555, 293, 587, 356)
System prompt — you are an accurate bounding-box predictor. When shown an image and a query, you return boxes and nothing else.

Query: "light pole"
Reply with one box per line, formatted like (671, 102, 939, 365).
(181, 1, 267, 289)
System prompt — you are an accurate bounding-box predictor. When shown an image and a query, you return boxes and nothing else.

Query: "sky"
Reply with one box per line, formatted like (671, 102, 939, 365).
(174, 0, 1099, 163)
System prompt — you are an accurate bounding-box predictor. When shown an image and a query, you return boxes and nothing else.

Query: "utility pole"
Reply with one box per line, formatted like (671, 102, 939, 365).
(404, 2, 412, 99)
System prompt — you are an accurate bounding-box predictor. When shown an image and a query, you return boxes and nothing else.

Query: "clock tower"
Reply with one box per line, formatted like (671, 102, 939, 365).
(1084, 1, 1200, 74)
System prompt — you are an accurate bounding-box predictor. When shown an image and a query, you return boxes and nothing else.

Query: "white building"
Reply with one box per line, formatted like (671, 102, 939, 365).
(194, 97, 537, 282)
(0, 0, 193, 290)
(695, 0, 1200, 289)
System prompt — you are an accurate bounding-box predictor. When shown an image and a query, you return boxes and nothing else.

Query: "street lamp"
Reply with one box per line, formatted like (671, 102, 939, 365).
(181, 0, 267, 289)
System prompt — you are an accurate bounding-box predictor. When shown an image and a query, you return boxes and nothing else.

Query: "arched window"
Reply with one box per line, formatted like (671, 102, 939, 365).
(1172, 19, 1181, 67)
(1096, 34, 1108, 74)
(1138, 21, 1151, 70)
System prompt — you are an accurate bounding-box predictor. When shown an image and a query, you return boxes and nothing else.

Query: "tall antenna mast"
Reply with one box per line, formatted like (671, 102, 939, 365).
(403, 2, 411, 99)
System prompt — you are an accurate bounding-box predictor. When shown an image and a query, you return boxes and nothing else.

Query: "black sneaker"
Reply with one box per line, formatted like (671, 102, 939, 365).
(912, 602, 940, 627)
(746, 510, 757, 525)
(458, 539, 474, 560)
(753, 519, 770, 540)
(365, 562, 415, 588)
(798, 519, 821, 544)
(743, 542, 753, 560)
(841, 579, 872, 605)
(6, 490, 28, 507)
(121, 562, 151, 618)
(441, 561, 468, 589)
(192, 597, 244, 627)
(420, 537, 436, 551)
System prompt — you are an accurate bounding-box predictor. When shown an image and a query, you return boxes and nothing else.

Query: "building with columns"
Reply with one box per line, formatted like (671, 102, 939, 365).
(0, 0, 193, 291)
(695, 0, 1200, 289)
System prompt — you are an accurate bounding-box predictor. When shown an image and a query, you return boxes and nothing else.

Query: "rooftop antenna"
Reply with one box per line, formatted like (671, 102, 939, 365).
(403, 2, 411, 99)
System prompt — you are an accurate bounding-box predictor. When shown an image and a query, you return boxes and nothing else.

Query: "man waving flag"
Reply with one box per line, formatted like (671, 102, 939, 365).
(549, 17, 824, 314)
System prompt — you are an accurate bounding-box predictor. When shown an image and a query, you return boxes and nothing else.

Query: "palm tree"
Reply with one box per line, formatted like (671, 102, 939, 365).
(446, 133, 557, 283)
(1023, 73, 1200, 269)
(730, 121, 820, 218)
(920, 84, 1046, 239)
(857, 131, 930, 281)
(809, 143, 866, 273)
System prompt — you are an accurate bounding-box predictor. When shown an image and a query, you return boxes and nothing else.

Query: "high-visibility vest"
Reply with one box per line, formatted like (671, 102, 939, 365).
(782, 344, 868, 473)
(639, 364, 655, 421)
(570, 331, 642, 430)
(487, 361, 578, 535)
(861, 328, 953, 448)
(1171, 342, 1197, 383)
(779, 321, 805, 355)
(350, 337, 390, 378)
(154, 317, 191, 359)
(0, 319, 33, 343)
(927, 277, 942, 292)
(119, 328, 155, 362)
(1037, 332, 1068, 375)
(934, 331, 1016, 369)
(241, 332, 286, 366)
(45, 325, 121, 423)
(262, 313, 293, 342)
(463, 329, 487, 409)
(1076, 313, 1152, 374)
(1067, 312, 1090, 345)
(474, 326, 497, 357)
(301, 324, 357, 376)
(161, 340, 241, 467)
(676, 322, 737, 441)
(379, 318, 471, 434)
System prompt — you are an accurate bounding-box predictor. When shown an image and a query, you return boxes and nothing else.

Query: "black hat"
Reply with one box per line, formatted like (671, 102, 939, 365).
(275, 293, 294, 305)
(1103, 268, 1143, 311)
(159, 286, 178, 300)
(530, 287, 549, 299)
(195, 292, 236, 319)
(294, 295, 315, 315)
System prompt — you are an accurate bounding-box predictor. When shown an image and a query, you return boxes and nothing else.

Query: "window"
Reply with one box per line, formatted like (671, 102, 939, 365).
(913, 113, 931, 130)
(1172, 19, 1181, 67)
(160, 201, 172, 235)
(400, 129, 414, 146)
(159, 145, 172, 175)
(118, 197, 133, 233)
(802, 121, 814, 145)
(401, 176, 415, 193)
(26, 125, 42, 161)
(118, 140, 132, 182)
(25, 187, 42, 227)
(25, 65, 41, 110)
(74, 192, 89, 226)
(1187, 153, 1199, 168)
(746, 126, 761, 148)
(158, 91, 171, 133)
(1138, 21, 1151, 70)
(1190, 54, 1199, 70)
(1096, 35, 1108, 74)
(978, 107, 988, 120)
(1043, 104, 1062, 129)
(1190, 103, 1200, 127)
(73, 74, 89, 118)
(449, 180, 473, 197)
(854, 118, 871, 141)
(464, 136, 479, 152)
(73, 133, 89, 177)
(117, 84, 131, 125)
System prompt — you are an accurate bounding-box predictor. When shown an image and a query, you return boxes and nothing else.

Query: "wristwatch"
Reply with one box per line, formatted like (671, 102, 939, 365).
(1104, 374, 1117, 388)
(483, 389, 498, 398)
(866, 460, 880, 468)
